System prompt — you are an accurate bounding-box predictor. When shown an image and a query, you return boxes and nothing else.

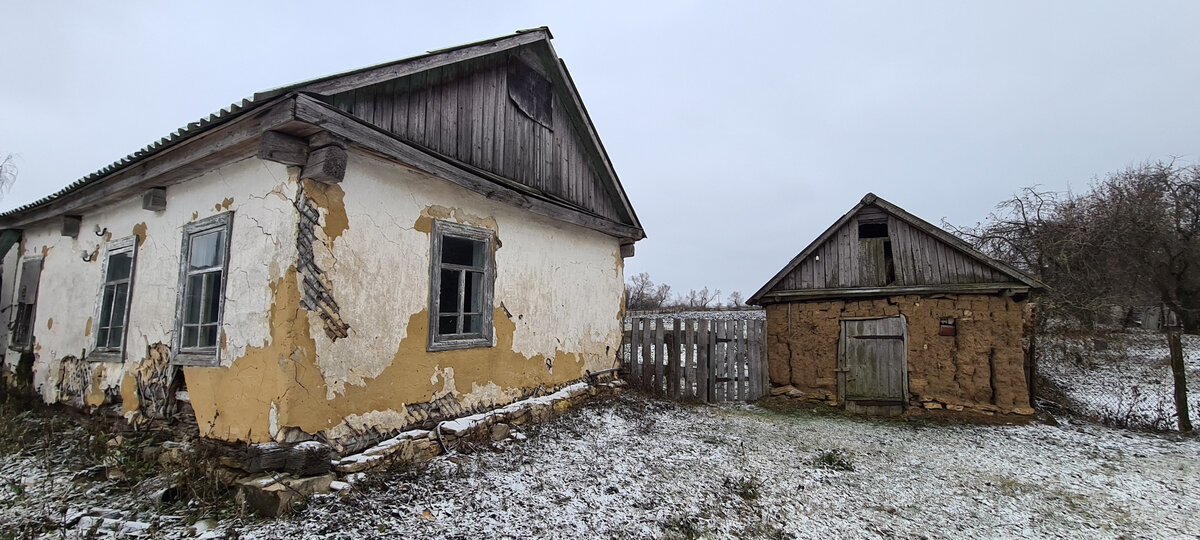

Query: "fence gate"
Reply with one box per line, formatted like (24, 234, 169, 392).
(620, 316, 768, 403)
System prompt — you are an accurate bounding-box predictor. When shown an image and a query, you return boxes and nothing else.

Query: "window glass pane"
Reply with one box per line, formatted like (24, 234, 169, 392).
(200, 325, 218, 348)
(183, 326, 198, 349)
(106, 251, 133, 281)
(98, 286, 115, 328)
(465, 314, 481, 334)
(442, 236, 482, 267)
(107, 326, 123, 349)
(184, 274, 203, 324)
(438, 316, 458, 335)
(202, 272, 222, 324)
(465, 271, 483, 313)
(110, 283, 128, 332)
(439, 269, 459, 314)
(189, 230, 225, 269)
(96, 328, 110, 349)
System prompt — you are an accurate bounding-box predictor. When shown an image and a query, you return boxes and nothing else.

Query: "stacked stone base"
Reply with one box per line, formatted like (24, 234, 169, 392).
(234, 380, 621, 516)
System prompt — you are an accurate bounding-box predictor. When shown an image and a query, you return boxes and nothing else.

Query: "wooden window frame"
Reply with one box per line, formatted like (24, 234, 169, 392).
(172, 212, 233, 366)
(428, 220, 495, 352)
(8, 256, 42, 353)
(90, 236, 137, 362)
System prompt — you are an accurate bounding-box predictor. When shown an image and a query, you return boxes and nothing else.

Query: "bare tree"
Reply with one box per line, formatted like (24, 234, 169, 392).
(949, 160, 1197, 431)
(727, 291, 745, 308)
(626, 272, 672, 311)
(0, 154, 16, 199)
(681, 287, 721, 309)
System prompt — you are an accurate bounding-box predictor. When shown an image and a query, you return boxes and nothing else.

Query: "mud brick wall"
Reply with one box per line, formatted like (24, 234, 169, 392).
(765, 294, 1032, 414)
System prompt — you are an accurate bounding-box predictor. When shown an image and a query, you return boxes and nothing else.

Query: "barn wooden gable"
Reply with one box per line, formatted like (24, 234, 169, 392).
(257, 27, 640, 232)
(750, 194, 1042, 304)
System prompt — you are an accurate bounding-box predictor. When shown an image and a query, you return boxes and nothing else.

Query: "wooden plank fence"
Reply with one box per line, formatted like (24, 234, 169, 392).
(620, 316, 768, 403)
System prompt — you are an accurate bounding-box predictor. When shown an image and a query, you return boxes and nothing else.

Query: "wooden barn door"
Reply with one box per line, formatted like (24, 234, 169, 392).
(838, 316, 907, 415)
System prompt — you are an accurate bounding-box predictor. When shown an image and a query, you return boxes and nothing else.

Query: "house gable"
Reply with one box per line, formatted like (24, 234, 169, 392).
(0, 28, 644, 244)
(750, 193, 1043, 304)
(266, 27, 639, 233)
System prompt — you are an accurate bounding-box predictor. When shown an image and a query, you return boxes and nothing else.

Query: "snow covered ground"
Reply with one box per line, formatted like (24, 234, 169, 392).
(1038, 331, 1200, 430)
(5, 393, 1197, 539)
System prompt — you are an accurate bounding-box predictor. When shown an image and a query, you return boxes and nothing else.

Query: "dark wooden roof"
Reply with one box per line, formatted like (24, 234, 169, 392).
(0, 28, 644, 241)
(749, 193, 1044, 304)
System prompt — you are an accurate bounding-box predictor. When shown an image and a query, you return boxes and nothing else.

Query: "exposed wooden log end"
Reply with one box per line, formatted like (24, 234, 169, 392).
(307, 131, 349, 151)
(142, 187, 167, 212)
(257, 130, 309, 166)
(61, 215, 82, 238)
(620, 242, 635, 259)
(301, 146, 348, 184)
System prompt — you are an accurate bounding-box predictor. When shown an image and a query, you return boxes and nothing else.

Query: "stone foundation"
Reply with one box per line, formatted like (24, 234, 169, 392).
(234, 379, 621, 516)
(765, 293, 1033, 415)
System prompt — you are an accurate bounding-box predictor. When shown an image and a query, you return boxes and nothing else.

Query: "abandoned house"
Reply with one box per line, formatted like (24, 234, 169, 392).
(0, 27, 643, 450)
(748, 193, 1043, 416)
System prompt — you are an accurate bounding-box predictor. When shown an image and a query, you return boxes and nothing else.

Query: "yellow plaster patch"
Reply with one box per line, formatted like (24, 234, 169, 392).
(46, 318, 52, 330)
(413, 205, 499, 235)
(214, 197, 234, 211)
(302, 179, 349, 242)
(84, 317, 92, 337)
(185, 266, 587, 443)
(120, 371, 139, 413)
(191, 212, 199, 221)
(132, 223, 148, 247)
(84, 365, 108, 407)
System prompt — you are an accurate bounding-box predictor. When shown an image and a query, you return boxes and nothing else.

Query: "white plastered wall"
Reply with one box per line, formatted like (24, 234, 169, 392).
(301, 150, 624, 436)
(3, 157, 298, 404)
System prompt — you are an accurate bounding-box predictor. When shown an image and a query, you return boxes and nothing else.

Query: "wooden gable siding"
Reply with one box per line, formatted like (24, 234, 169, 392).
(326, 60, 624, 223)
(775, 208, 1014, 292)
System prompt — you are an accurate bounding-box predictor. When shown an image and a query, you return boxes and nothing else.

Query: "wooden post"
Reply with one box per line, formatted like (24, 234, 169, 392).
(714, 320, 727, 401)
(747, 319, 761, 401)
(629, 318, 641, 387)
(670, 318, 683, 399)
(698, 320, 710, 403)
(759, 320, 769, 398)
(641, 318, 652, 391)
(684, 319, 696, 399)
(654, 319, 666, 395)
(1169, 330, 1192, 432)
(730, 320, 743, 401)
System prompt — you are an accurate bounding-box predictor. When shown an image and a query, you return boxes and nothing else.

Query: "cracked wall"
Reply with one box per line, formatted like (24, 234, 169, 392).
(3, 157, 299, 411)
(765, 294, 1031, 413)
(3, 147, 625, 445)
(185, 150, 625, 444)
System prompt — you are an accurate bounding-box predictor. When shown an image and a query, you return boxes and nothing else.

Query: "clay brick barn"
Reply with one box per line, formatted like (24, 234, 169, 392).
(748, 194, 1044, 416)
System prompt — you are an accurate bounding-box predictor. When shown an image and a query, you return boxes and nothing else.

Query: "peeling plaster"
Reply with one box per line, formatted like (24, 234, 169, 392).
(131, 222, 147, 247)
(7, 157, 299, 408)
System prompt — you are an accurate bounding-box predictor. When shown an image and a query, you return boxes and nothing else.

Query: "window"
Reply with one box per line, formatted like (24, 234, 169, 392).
(93, 236, 137, 359)
(9, 257, 42, 352)
(173, 213, 232, 365)
(428, 220, 494, 351)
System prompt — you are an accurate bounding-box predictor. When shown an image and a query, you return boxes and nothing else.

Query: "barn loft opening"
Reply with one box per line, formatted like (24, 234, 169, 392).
(858, 222, 888, 238)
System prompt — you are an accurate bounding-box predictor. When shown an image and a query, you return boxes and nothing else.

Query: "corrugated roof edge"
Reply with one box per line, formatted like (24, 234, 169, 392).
(0, 97, 264, 220)
(1, 27, 551, 222)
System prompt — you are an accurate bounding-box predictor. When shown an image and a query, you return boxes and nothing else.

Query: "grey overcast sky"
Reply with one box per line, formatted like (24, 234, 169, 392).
(2, 1, 1198, 299)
